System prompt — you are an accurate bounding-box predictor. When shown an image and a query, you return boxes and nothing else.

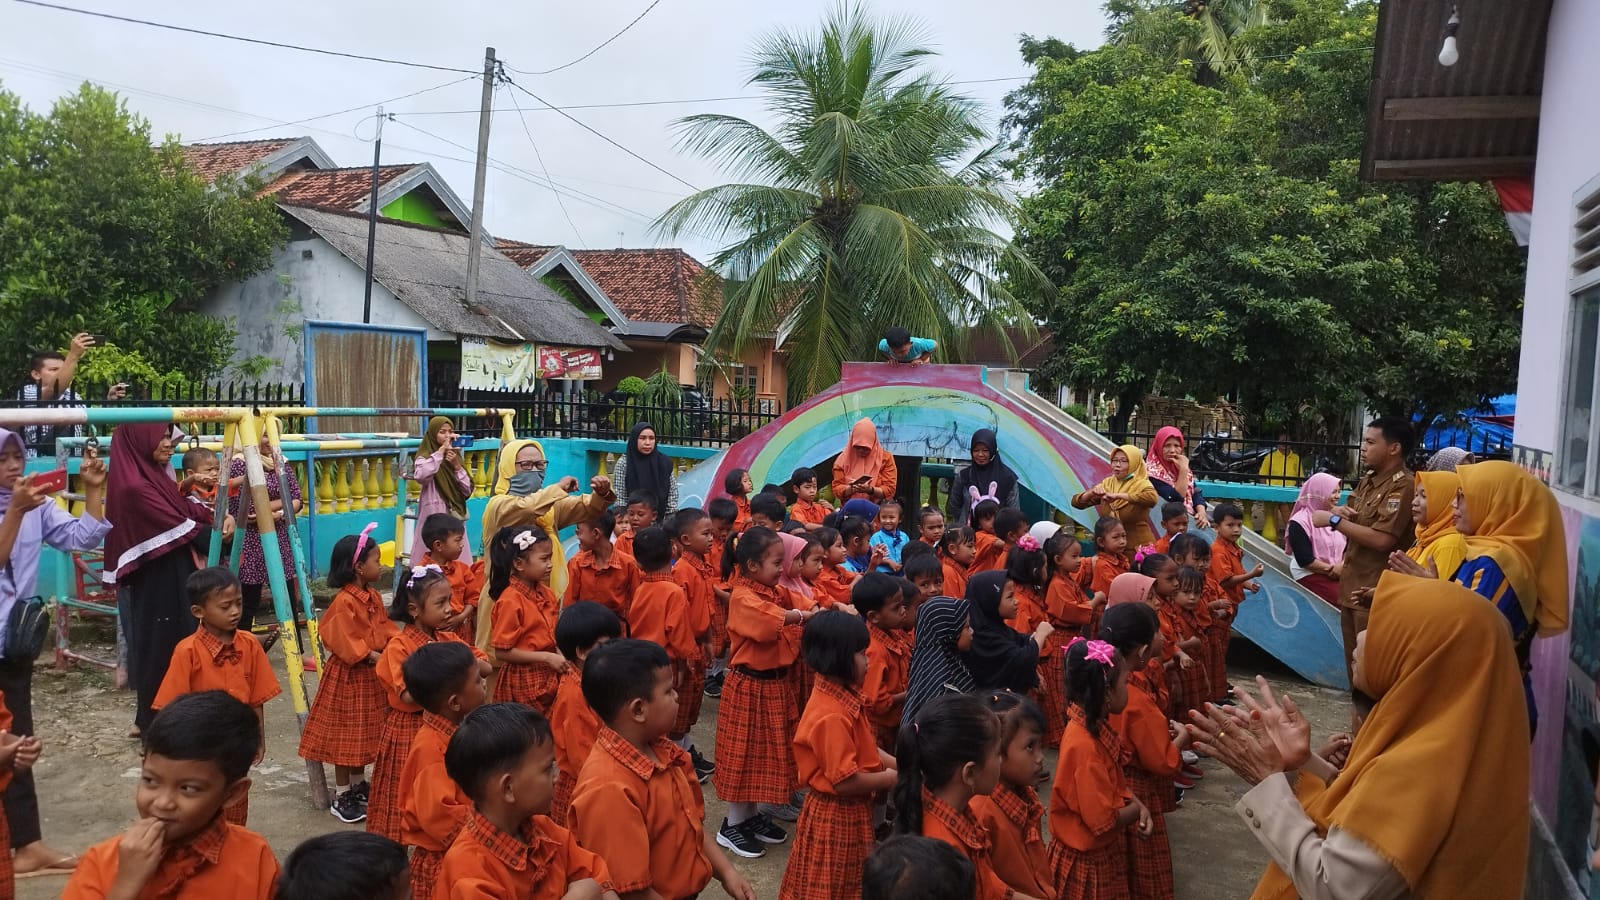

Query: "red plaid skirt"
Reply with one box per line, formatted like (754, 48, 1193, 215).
(790, 661, 815, 715)
(1128, 767, 1176, 817)
(1050, 838, 1131, 900)
(493, 662, 558, 715)
(1039, 631, 1072, 746)
(1126, 810, 1173, 900)
(713, 668, 798, 804)
(672, 659, 706, 737)
(0, 805, 13, 894)
(709, 594, 729, 659)
(409, 847, 444, 899)
(551, 768, 576, 827)
(777, 791, 874, 900)
(1168, 655, 1211, 720)
(366, 708, 421, 841)
(298, 658, 386, 767)
(1207, 620, 1231, 702)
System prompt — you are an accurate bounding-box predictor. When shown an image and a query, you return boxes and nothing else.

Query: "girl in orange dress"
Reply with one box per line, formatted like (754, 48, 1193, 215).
(812, 526, 858, 609)
(1100, 603, 1189, 900)
(1048, 638, 1148, 900)
(1004, 537, 1050, 635)
(777, 612, 896, 900)
(1041, 532, 1094, 746)
(486, 525, 564, 713)
(1160, 566, 1212, 718)
(1083, 518, 1129, 636)
(938, 527, 976, 599)
(973, 692, 1056, 899)
(724, 468, 754, 531)
(916, 506, 946, 548)
(893, 692, 1031, 900)
(1168, 533, 1231, 705)
(298, 527, 397, 821)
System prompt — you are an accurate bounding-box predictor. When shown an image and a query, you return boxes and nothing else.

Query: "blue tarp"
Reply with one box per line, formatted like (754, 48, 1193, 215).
(1419, 394, 1515, 455)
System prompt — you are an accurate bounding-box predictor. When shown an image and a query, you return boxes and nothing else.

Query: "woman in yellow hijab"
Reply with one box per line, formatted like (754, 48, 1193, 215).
(473, 438, 615, 661)
(1190, 572, 1529, 900)
(1072, 444, 1160, 554)
(1391, 470, 1469, 581)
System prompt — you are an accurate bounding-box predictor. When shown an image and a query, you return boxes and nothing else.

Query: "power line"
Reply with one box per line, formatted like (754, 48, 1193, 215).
(507, 0, 664, 76)
(190, 75, 478, 143)
(503, 76, 698, 192)
(505, 85, 586, 245)
(401, 94, 758, 115)
(10, 0, 478, 74)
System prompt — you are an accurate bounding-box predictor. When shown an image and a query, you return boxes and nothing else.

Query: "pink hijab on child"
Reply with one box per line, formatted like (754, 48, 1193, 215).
(777, 531, 814, 599)
(1107, 572, 1156, 607)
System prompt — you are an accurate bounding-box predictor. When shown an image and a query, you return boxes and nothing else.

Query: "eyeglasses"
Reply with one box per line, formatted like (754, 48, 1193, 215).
(515, 459, 548, 472)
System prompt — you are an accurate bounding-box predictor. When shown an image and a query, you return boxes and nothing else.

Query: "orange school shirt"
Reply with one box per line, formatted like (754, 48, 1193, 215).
(433, 811, 613, 900)
(568, 728, 714, 899)
(1045, 574, 1094, 633)
(1010, 583, 1048, 635)
(612, 529, 637, 560)
(919, 789, 1012, 900)
(971, 783, 1056, 900)
(1209, 538, 1247, 605)
(671, 555, 714, 641)
(862, 625, 912, 732)
(319, 585, 397, 665)
(969, 531, 1006, 575)
(492, 579, 560, 655)
(1049, 712, 1134, 853)
(550, 670, 599, 779)
(1113, 679, 1182, 815)
(727, 575, 806, 670)
(564, 549, 639, 621)
(796, 678, 886, 794)
(940, 556, 969, 600)
(731, 495, 752, 532)
(813, 565, 856, 609)
(790, 498, 832, 527)
(419, 554, 484, 617)
(401, 713, 470, 854)
(379, 626, 484, 713)
(629, 572, 699, 664)
(153, 626, 281, 711)
(62, 817, 279, 900)
(1089, 550, 1130, 598)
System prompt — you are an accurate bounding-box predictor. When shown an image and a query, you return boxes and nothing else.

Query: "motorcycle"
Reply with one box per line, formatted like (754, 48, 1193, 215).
(1191, 431, 1275, 482)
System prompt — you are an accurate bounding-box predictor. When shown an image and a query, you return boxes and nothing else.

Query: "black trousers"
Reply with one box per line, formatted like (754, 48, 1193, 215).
(0, 655, 41, 847)
(241, 580, 302, 631)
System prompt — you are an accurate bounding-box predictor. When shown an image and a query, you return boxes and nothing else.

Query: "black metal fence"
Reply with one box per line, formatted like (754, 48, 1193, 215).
(443, 387, 779, 447)
(1109, 429, 1512, 487)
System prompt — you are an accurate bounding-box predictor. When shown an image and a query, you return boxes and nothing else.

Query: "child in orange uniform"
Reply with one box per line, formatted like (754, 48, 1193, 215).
(813, 526, 858, 609)
(788, 466, 833, 530)
(486, 525, 565, 712)
(778, 611, 897, 900)
(1041, 532, 1094, 745)
(565, 510, 639, 622)
(299, 528, 398, 824)
(1178, 528, 1238, 705)
(436, 703, 618, 900)
(1100, 603, 1189, 900)
(855, 573, 914, 750)
(1048, 638, 1150, 900)
(667, 510, 717, 773)
(1162, 566, 1213, 719)
(628, 527, 702, 739)
(703, 497, 739, 699)
(398, 642, 489, 898)
(417, 514, 483, 642)
(569, 640, 755, 900)
(938, 527, 976, 599)
(713, 526, 817, 855)
(973, 692, 1055, 900)
(892, 693, 1031, 900)
(613, 492, 658, 559)
(724, 468, 755, 531)
(152, 566, 280, 826)
(968, 502, 1007, 574)
(63, 692, 279, 900)
(368, 566, 483, 842)
(916, 506, 947, 548)
(276, 832, 410, 900)
(903, 551, 945, 614)
(1151, 502, 1188, 556)
(1085, 517, 1130, 632)
(0, 689, 40, 898)
(549, 602, 622, 825)
(1004, 535, 1050, 635)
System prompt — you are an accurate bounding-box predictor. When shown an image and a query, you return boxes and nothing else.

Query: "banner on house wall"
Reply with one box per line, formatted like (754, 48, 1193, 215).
(537, 346, 603, 381)
(460, 338, 540, 391)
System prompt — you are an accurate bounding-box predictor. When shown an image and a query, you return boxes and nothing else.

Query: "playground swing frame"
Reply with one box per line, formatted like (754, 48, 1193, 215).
(1, 404, 517, 810)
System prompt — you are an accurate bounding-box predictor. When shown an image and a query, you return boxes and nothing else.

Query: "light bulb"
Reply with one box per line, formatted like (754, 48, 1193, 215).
(1438, 35, 1459, 66)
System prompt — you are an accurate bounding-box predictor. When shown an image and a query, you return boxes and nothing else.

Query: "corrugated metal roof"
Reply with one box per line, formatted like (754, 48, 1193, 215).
(1361, 0, 1551, 181)
(283, 205, 626, 350)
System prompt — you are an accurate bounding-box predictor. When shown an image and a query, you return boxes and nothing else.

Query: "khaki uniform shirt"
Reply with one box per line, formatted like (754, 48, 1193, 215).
(1337, 466, 1415, 609)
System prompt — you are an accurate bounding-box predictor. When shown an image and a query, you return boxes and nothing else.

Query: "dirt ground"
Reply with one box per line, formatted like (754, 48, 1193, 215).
(16, 630, 1349, 899)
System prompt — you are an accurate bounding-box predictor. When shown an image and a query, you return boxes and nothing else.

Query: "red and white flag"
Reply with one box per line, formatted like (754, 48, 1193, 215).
(1493, 178, 1532, 247)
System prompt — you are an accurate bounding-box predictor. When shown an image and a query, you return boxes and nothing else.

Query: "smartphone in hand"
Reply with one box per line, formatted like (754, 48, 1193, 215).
(451, 435, 474, 449)
(32, 468, 68, 494)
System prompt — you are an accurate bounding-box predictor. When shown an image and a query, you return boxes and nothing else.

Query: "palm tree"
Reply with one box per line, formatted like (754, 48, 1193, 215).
(1185, 0, 1270, 78)
(1106, 0, 1271, 81)
(655, 6, 1047, 400)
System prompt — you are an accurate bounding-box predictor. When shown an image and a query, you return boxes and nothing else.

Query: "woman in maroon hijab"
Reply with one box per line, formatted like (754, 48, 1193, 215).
(104, 424, 220, 732)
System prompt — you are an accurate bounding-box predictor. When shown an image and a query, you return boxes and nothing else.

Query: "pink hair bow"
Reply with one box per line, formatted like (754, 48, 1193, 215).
(353, 522, 378, 564)
(1016, 534, 1041, 552)
(1084, 639, 1116, 666)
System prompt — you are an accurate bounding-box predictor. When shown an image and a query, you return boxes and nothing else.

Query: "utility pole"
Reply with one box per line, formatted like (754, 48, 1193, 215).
(361, 106, 387, 324)
(464, 47, 496, 311)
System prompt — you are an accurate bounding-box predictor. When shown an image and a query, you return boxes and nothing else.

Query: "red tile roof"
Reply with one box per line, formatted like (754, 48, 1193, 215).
(180, 139, 299, 181)
(263, 166, 413, 210)
(493, 239, 556, 269)
(569, 248, 721, 327)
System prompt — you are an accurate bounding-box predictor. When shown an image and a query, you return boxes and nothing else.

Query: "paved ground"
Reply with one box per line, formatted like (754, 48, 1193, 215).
(16, 628, 1349, 899)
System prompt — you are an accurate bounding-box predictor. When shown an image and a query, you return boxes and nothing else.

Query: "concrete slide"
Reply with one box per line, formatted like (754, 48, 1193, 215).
(676, 363, 1348, 689)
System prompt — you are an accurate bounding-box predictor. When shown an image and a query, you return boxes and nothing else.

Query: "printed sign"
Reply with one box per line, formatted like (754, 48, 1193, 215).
(460, 339, 540, 392)
(537, 346, 603, 381)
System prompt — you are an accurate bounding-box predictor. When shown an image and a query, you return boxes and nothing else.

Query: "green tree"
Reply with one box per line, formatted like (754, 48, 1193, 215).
(0, 83, 285, 387)
(1005, 0, 1524, 434)
(656, 6, 1048, 401)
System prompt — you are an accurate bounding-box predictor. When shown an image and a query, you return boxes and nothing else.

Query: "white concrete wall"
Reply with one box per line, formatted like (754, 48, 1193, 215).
(1515, 0, 1600, 454)
(204, 231, 443, 382)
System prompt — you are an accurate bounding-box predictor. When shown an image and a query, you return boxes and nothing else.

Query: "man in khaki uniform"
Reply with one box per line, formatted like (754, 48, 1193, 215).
(1313, 417, 1416, 684)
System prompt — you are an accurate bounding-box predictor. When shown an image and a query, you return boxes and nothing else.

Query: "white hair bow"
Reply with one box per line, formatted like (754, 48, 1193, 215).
(512, 530, 539, 550)
(408, 564, 442, 586)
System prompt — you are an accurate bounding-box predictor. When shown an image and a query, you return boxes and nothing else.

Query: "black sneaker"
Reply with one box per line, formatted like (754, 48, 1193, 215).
(746, 812, 789, 844)
(691, 747, 715, 782)
(1174, 787, 1186, 808)
(703, 671, 724, 698)
(330, 790, 366, 824)
(350, 781, 370, 805)
(716, 818, 766, 859)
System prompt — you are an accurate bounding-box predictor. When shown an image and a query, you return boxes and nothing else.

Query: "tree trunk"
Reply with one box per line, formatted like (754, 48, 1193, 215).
(1105, 385, 1146, 443)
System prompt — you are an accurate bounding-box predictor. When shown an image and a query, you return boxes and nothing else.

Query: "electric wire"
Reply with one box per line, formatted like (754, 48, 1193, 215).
(505, 0, 664, 76)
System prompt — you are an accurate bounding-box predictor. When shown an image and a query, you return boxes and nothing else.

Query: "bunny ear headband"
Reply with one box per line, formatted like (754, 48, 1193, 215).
(353, 522, 378, 564)
(408, 563, 442, 586)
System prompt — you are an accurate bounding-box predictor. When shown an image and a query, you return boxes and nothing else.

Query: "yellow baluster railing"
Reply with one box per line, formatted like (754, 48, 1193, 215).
(381, 458, 397, 505)
(365, 456, 382, 509)
(315, 461, 335, 514)
(334, 461, 352, 513)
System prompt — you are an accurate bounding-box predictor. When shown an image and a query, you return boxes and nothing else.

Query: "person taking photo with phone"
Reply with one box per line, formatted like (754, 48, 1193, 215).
(407, 417, 474, 564)
(833, 418, 898, 504)
(0, 427, 110, 877)
(14, 334, 128, 458)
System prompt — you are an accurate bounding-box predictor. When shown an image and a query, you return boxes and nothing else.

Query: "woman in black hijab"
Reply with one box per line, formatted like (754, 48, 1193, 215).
(611, 421, 677, 515)
(947, 428, 1020, 527)
(963, 570, 1053, 693)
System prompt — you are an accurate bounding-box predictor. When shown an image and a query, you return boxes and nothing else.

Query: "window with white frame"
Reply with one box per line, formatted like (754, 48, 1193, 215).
(1559, 174, 1600, 494)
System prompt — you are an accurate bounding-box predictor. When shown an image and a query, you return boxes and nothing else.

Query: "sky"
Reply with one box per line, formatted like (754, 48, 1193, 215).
(0, 0, 1108, 263)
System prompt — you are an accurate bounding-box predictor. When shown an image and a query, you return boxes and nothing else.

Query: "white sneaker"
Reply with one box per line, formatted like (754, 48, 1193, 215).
(1181, 750, 1199, 766)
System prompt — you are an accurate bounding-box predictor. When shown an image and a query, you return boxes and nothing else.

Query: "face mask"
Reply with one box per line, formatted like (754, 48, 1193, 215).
(508, 470, 545, 496)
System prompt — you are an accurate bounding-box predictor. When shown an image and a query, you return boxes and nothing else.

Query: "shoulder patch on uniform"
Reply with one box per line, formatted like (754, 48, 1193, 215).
(1387, 497, 1402, 512)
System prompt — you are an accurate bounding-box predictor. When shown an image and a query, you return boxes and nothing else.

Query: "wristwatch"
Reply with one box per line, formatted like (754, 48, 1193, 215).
(1329, 514, 1342, 529)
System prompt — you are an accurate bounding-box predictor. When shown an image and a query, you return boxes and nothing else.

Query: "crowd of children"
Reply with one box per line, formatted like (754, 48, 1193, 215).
(40, 442, 1293, 900)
